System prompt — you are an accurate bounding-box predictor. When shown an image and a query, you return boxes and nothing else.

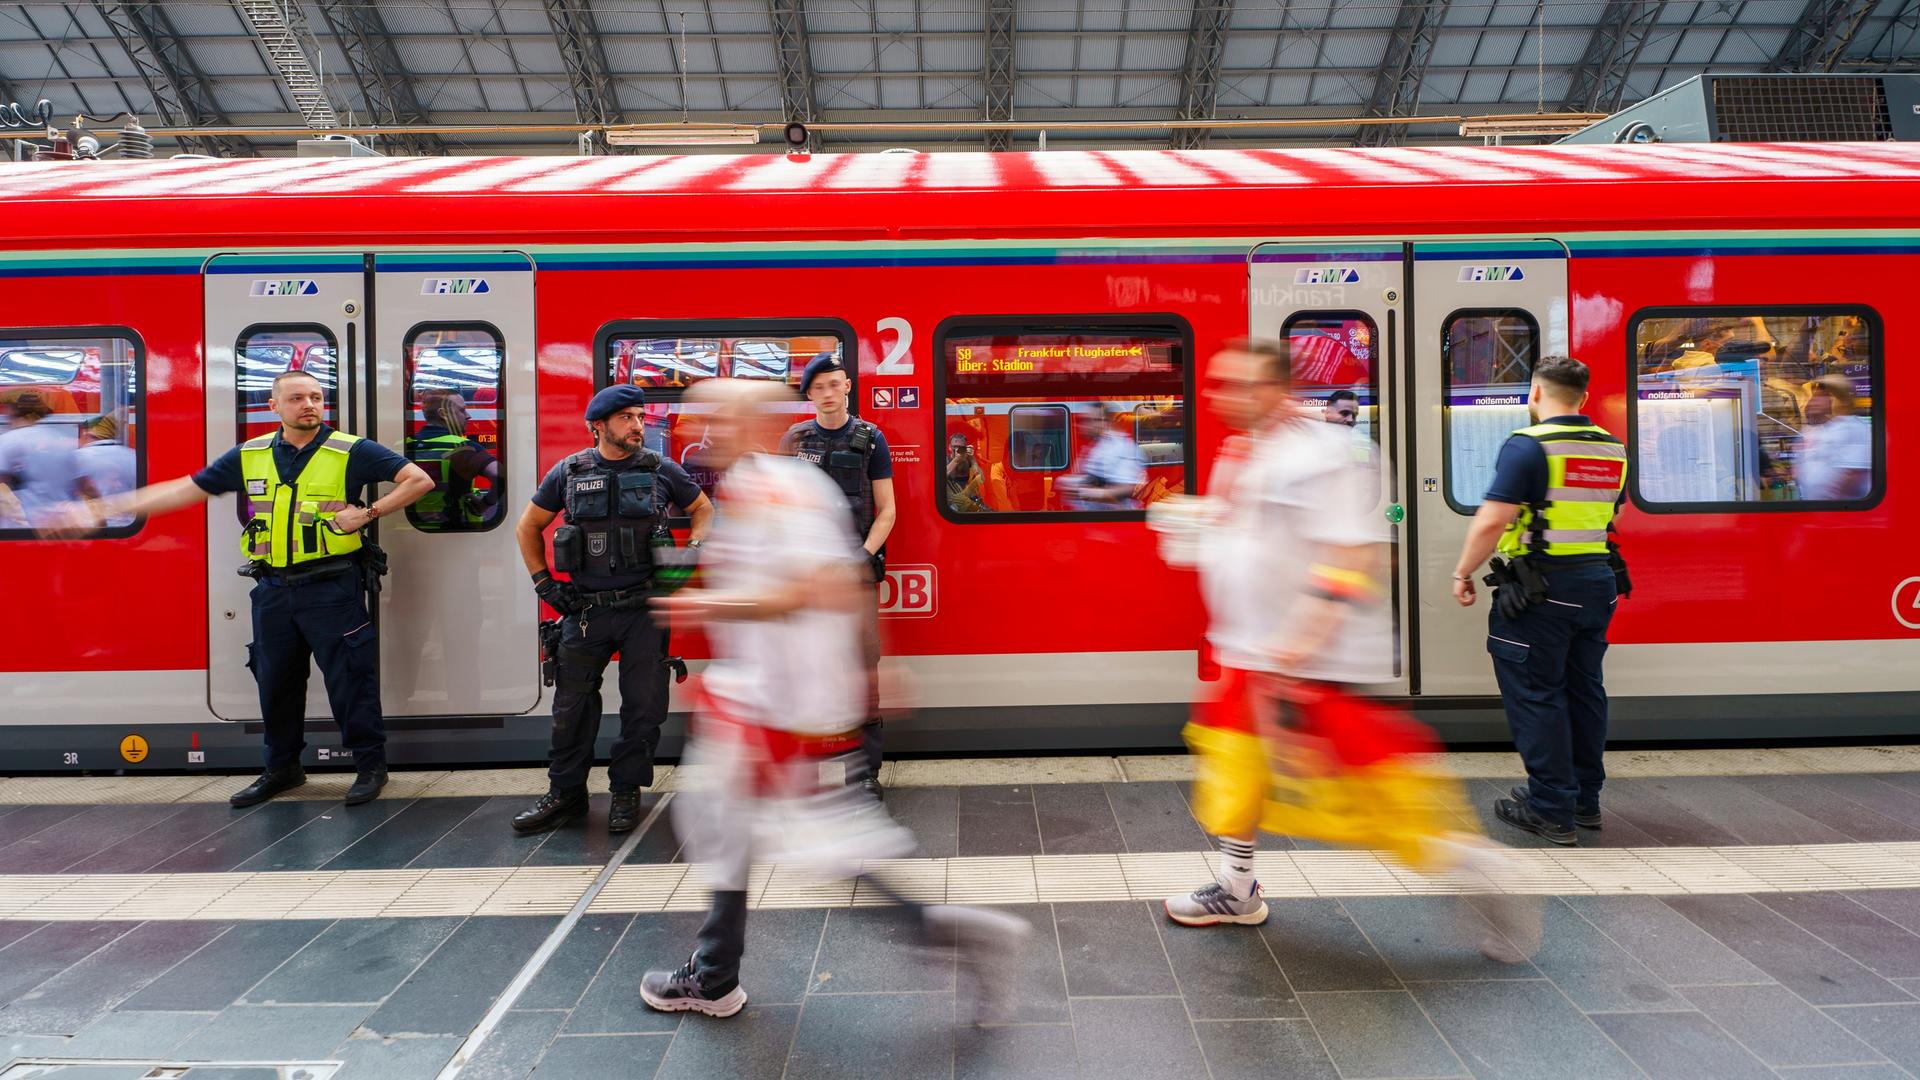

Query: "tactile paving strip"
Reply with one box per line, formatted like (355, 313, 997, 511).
(4, 842, 1919, 922)
(11, 745, 1920, 804)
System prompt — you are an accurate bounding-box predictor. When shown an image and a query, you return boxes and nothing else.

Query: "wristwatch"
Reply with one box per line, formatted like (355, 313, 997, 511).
(365, 503, 384, 520)
(686, 538, 703, 551)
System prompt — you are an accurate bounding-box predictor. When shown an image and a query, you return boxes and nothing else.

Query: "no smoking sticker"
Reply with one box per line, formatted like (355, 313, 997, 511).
(871, 387, 894, 409)
(119, 734, 149, 764)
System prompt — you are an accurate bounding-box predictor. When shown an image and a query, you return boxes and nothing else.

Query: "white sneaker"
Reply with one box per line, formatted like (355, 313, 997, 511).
(926, 905, 1034, 1024)
(1164, 881, 1269, 927)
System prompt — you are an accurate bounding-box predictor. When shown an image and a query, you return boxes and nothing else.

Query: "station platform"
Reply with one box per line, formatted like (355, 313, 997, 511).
(4, 746, 1920, 1079)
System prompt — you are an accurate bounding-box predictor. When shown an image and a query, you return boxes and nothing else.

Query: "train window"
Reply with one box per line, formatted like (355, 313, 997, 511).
(1284, 312, 1380, 437)
(1442, 310, 1539, 512)
(936, 318, 1192, 520)
(1629, 308, 1882, 510)
(403, 323, 506, 533)
(0, 329, 144, 538)
(234, 325, 339, 526)
(598, 321, 853, 503)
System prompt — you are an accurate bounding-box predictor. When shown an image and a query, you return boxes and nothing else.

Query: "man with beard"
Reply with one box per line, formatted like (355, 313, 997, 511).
(43, 369, 435, 807)
(510, 384, 714, 836)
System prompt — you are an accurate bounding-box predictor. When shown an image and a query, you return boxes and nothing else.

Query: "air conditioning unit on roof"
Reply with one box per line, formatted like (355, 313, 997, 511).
(1560, 73, 1920, 144)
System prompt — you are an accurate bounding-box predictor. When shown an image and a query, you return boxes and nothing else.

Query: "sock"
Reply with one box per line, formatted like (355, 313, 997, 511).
(1216, 836, 1258, 900)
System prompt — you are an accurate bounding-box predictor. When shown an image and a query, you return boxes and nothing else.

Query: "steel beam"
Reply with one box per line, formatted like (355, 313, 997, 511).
(542, 0, 626, 153)
(314, 0, 445, 154)
(92, 2, 255, 156)
(1771, 0, 1883, 71)
(984, 0, 1016, 150)
(1171, 0, 1234, 149)
(1561, 0, 1666, 113)
(1355, 0, 1455, 146)
(769, 0, 821, 151)
(233, 0, 338, 128)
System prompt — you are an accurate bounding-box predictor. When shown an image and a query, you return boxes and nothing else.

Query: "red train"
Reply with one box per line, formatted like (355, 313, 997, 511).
(2, 143, 1916, 771)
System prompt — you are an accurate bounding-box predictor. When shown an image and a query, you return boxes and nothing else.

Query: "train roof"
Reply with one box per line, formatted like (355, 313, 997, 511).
(8, 143, 1920, 248)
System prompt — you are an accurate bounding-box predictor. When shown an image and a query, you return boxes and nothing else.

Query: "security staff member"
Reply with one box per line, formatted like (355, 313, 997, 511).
(44, 370, 435, 807)
(512, 384, 714, 835)
(778, 354, 896, 797)
(1451, 356, 1627, 846)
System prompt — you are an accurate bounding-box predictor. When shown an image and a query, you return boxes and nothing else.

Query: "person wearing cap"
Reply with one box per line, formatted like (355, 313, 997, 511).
(511, 383, 714, 836)
(778, 353, 895, 798)
(0, 391, 81, 529)
(42, 369, 436, 808)
(73, 415, 138, 528)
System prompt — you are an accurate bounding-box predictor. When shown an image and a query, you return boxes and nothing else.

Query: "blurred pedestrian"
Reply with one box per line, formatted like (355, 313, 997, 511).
(72, 415, 137, 527)
(0, 392, 79, 529)
(641, 378, 1028, 1020)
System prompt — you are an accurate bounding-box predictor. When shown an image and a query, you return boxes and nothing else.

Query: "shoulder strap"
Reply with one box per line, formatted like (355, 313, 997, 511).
(564, 449, 599, 473)
(241, 433, 276, 450)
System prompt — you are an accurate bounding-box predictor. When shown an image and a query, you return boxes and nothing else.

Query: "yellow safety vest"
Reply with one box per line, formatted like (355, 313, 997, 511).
(1496, 421, 1626, 559)
(239, 430, 364, 567)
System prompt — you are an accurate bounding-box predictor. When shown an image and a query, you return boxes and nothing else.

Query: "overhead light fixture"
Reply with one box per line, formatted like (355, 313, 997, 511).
(1458, 117, 1595, 138)
(603, 125, 761, 147)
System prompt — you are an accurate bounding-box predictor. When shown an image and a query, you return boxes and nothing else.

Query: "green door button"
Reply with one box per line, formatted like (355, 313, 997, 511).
(1384, 503, 1405, 524)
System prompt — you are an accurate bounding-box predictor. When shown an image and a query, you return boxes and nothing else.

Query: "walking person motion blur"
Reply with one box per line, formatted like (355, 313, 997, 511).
(1451, 356, 1629, 847)
(641, 378, 1029, 1021)
(0, 391, 80, 529)
(42, 370, 435, 807)
(1154, 339, 1538, 961)
(512, 384, 714, 836)
(779, 354, 896, 798)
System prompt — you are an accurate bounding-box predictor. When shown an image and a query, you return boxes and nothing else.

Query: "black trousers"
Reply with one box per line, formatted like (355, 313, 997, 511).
(548, 603, 667, 793)
(1487, 561, 1618, 828)
(249, 570, 384, 772)
(694, 873, 925, 994)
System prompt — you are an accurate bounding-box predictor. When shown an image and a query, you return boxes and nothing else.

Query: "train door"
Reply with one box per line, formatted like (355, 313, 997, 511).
(203, 251, 540, 723)
(1408, 240, 1568, 695)
(1249, 242, 1412, 693)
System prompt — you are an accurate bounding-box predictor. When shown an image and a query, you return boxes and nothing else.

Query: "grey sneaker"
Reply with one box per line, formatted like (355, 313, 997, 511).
(639, 957, 747, 1018)
(1165, 881, 1268, 927)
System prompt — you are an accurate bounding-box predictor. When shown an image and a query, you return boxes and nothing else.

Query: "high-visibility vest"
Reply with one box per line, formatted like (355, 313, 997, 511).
(1496, 421, 1626, 559)
(239, 430, 363, 567)
(410, 432, 482, 525)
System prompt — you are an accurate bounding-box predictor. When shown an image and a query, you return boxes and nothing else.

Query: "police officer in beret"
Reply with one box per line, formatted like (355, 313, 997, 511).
(779, 354, 896, 797)
(512, 384, 714, 834)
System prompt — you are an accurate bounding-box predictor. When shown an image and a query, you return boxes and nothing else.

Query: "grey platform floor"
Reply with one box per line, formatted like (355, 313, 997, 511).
(4, 764, 1920, 1079)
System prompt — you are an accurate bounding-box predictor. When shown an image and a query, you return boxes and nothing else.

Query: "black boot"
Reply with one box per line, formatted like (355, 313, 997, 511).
(609, 790, 643, 834)
(231, 766, 305, 808)
(345, 764, 388, 806)
(1512, 785, 1601, 830)
(512, 790, 588, 834)
(1493, 797, 1577, 846)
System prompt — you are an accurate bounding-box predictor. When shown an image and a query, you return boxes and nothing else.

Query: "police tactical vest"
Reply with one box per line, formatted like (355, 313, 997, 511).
(239, 430, 364, 568)
(558, 448, 666, 578)
(411, 433, 481, 526)
(787, 418, 877, 543)
(1497, 421, 1627, 560)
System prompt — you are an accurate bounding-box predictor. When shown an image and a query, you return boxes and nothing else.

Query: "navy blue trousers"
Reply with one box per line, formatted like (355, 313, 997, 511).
(1486, 561, 1617, 829)
(548, 604, 666, 793)
(249, 570, 385, 772)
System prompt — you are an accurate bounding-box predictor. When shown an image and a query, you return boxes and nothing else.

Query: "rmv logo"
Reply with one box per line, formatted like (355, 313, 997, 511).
(250, 279, 319, 297)
(1458, 265, 1526, 283)
(423, 278, 491, 295)
(1293, 267, 1361, 285)
(879, 564, 937, 618)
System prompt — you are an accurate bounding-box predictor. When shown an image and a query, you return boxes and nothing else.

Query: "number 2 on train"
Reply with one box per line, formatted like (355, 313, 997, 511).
(877, 317, 914, 375)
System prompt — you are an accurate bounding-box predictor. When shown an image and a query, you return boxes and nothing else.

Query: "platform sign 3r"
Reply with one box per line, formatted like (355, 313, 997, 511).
(879, 564, 936, 618)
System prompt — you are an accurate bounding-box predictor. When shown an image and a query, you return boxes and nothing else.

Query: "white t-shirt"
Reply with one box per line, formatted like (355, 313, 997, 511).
(1198, 418, 1394, 683)
(1066, 430, 1149, 511)
(700, 453, 866, 735)
(0, 421, 80, 527)
(1795, 414, 1871, 501)
(74, 440, 138, 526)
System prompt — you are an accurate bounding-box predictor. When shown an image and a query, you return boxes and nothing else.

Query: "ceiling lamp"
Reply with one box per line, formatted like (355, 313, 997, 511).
(603, 125, 762, 147)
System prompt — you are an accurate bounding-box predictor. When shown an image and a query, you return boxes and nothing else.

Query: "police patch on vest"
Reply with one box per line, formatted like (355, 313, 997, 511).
(573, 477, 607, 492)
(246, 479, 268, 496)
(587, 532, 609, 558)
(1563, 459, 1626, 488)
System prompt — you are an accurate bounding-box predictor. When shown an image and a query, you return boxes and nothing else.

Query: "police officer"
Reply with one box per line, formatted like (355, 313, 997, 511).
(511, 384, 713, 835)
(408, 389, 498, 529)
(779, 354, 895, 797)
(1451, 356, 1628, 846)
(45, 369, 435, 807)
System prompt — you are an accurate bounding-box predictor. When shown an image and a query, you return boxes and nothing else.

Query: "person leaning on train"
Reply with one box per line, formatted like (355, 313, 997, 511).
(1449, 356, 1628, 848)
(511, 383, 714, 836)
(41, 369, 436, 808)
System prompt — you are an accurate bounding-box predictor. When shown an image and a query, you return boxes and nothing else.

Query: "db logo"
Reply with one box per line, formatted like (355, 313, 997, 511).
(1894, 577, 1920, 630)
(879, 564, 936, 618)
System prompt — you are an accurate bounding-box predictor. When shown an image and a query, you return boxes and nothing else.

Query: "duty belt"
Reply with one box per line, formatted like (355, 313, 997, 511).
(242, 558, 356, 586)
(577, 583, 651, 610)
